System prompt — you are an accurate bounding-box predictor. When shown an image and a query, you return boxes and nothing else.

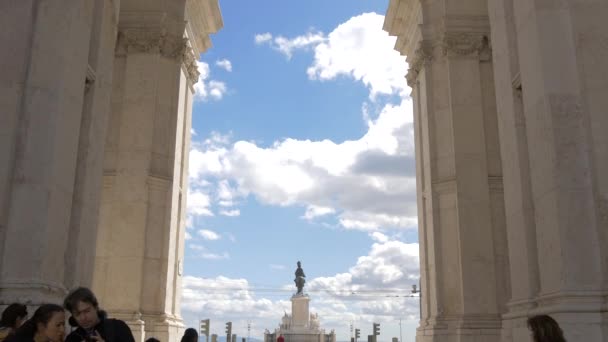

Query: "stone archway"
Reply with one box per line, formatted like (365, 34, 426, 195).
(384, 0, 608, 341)
(1, 1, 607, 342)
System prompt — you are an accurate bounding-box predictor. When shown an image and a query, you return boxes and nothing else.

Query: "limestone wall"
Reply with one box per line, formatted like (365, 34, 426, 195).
(0, 0, 120, 305)
(0, 2, 222, 342)
(384, 0, 608, 341)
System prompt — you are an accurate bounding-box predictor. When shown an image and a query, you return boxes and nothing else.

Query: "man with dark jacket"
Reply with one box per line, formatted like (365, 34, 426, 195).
(64, 287, 135, 342)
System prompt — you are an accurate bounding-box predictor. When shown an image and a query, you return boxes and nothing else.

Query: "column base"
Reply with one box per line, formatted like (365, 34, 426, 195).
(142, 313, 185, 342)
(501, 292, 608, 342)
(106, 310, 146, 342)
(415, 315, 501, 342)
(0, 280, 68, 305)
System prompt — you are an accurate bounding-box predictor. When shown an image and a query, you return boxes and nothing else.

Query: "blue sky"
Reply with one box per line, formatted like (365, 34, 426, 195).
(181, 1, 420, 342)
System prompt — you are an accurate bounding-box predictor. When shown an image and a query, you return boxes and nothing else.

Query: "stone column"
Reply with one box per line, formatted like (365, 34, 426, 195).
(487, 0, 542, 340)
(384, 2, 510, 341)
(93, 1, 221, 341)
(505, 0, 607, 340)
(0, 0, 118, 305)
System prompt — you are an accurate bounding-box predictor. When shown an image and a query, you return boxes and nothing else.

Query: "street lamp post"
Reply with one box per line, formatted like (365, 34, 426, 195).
(411, 284, 421, 319)
(398, 318, 402, 342)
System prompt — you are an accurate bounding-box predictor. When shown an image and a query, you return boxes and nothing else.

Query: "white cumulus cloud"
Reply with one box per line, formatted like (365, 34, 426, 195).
(216, 59, 233, 72)
(302, 205, 336, 220)
(199, 229, 221, 240)
(188, 98, 416, 231)
(254, 33, 273, 44)
(187, 190, 213, 217)
(219, 209, 240, 217)
(255, 32, 326, 59)
(306, 12, 409, 98)
(255, 12, 408, 99)
(181, 239, 420, 337)
(193, 61, 228, 101)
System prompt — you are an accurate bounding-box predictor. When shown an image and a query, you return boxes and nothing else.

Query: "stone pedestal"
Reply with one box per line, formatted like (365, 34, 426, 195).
(268, 293, 335, 342)
(291, 295, 310, 328)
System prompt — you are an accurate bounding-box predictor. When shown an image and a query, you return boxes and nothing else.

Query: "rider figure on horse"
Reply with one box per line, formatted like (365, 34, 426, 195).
(294, 261, 306, 295)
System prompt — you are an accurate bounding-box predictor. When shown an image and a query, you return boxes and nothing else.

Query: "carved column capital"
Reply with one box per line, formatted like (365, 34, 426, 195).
(441, 32, 491, 59)
(117, 29, 187, 57)
(116, 29, 200, 85)
(181, 45, 200, 86)
(406, 42, 434, 87)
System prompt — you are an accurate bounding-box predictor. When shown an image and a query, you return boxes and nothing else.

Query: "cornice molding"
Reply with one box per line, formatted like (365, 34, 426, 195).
(383, 0, 421, 57)
(186, 0, 224, 56)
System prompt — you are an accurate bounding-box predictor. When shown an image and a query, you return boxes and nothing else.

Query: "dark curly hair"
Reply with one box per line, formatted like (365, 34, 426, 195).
(181, 328, 198, 342)
(1, 303, 28, 329)
(527, 315, 567, 342)
(13, 304, 64, 340)
(63, 287, 99, 313)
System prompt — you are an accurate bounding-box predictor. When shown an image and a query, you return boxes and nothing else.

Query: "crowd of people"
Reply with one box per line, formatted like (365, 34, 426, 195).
(0, 288, 568, 342)
(0, 287, 204, 342)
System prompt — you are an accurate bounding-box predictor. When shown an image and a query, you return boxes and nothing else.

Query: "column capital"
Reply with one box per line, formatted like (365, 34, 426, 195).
(406, 41, 434, 87)
(441, 32, 492, 59)
(116, 29, 186, 57)
(182, 45, 200, 86)
(116, 29, 200, 84)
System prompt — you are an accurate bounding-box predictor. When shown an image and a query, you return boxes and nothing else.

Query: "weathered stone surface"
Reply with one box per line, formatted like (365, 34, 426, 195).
(385, 0, 608, 341)
(0, 1, 222, 342)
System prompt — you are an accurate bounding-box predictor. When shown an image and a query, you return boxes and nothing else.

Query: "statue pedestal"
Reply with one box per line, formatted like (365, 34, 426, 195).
(291, 294, 310, 328)
(266, 293, 335, 342)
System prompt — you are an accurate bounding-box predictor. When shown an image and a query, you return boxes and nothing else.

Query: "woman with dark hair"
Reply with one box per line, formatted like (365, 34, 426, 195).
(527, 315, 567, 342)
(0, 304, 28, 342)
(5, 304, 65, 342)
(180, 328, 198, 342)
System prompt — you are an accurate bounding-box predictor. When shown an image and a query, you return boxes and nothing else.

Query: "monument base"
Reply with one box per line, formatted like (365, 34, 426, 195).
(265, 293, 335, 342)
(291, 294, 311, 328)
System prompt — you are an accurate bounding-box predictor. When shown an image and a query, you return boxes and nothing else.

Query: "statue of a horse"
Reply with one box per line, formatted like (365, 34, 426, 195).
(295, 275, 306, 294)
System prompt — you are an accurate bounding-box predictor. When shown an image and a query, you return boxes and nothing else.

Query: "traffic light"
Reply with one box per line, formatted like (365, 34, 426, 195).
(373, 323, 380, 336)
(226, 322, 232, 337)
(355, 329, 360, 339)
(200, 319, 210, 336)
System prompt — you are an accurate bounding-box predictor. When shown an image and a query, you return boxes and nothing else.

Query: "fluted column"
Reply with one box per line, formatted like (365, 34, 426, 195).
(385, 1, 510, 341)
(94, 1, 221, 341)
(501, 0, 607, 340)
(0, 0, 118, 306)
(487, 0, 542, 340)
